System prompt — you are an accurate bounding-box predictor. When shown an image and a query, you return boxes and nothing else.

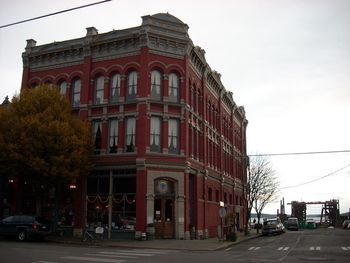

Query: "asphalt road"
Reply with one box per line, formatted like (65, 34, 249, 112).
(0, 227, 349, 263)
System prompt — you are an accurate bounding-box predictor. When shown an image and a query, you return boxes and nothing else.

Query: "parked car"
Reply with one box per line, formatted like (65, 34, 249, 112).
(306, 218, 317, 229)
(0, 215, 51, 241)
(262, 218, 285, 236)
(342, 220, 350, 229)
(287, 217, 299, 231)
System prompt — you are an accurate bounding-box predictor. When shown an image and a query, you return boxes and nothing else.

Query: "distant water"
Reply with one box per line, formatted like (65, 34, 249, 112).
(250, 215, 322, 223)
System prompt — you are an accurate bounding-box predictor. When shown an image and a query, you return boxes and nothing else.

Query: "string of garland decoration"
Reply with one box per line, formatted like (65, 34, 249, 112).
(86, 195, 99, 203)
(113, 194, 135, 204)
(86, 194, 135, 204)
(86, 194, 109, 204)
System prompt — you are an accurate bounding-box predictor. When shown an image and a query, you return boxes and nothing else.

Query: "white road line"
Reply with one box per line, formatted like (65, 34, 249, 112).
(85, 253, 137, 259)
(310, 246, 321, 251)
(341, 247, 348, 251)
(248, 246, 260, 250)
(113, 249, 173, 254)
(348, 247, 350, 250)
(277, 247, 283, 251)
(98, 251, 154, 257)
(283, 247, 289, 251)
(277, 247, 289, 251)
(61, 256, 125, 263)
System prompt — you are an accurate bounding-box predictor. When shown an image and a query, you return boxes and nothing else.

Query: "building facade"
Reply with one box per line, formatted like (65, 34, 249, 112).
(20, 13, 248, 239)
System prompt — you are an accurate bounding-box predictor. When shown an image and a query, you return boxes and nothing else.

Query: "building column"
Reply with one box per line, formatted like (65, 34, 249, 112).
(135, 159, 147, 239)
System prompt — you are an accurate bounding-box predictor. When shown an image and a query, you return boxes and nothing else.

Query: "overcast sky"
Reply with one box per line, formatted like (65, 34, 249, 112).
(1, 0, 349, 215)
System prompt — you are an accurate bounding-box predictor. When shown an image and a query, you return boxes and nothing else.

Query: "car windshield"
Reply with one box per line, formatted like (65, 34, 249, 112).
(265, 220, 277, 225)
(289, 219, 297, 223)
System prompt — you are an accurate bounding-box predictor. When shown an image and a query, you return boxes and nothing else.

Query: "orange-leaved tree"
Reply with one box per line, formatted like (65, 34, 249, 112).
(0, 85, 93, 190)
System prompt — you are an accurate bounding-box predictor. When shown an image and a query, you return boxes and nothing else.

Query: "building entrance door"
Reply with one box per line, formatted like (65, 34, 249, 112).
(153, 179, 175, 239)
(154, 197, 174, 238)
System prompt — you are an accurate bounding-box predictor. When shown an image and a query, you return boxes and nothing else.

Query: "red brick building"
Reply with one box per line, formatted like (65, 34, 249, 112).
(21, 13, 248, 239)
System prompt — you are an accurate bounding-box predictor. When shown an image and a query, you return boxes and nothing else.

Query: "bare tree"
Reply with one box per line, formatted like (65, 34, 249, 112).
(246, 156, 279, 234)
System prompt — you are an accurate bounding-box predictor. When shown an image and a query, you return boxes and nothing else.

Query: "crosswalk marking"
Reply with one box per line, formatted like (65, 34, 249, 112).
(277, 247, 289, 251)
(341, 246, 350, 251)
(248, 246, 261, 250)
(85, 253, 137, 259)
(61, 256, 125, 263)
(60, 249, 173, 263)
(97, 251, 154, 257)
(310, 246, 321, 251)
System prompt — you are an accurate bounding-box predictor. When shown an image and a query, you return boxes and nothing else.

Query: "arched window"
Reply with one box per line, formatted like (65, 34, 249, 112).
(151, 70, 162, 100)
(59, 81, 67, 96)
(110, 73, 121, 103)
(168, 73, 179, 102)
(72, 78, 81, 107)
(31, 83, 39, 89)
(95, 76, 104, 105)
(127, 71, 137, 101)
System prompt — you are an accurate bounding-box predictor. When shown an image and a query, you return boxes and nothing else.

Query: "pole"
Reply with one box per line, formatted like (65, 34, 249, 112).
(108, 170, 113, 240)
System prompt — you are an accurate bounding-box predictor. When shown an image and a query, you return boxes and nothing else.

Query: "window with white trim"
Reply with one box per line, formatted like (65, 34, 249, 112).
(92, 120, 102, 155)
(72, 79, 81, 107)
(151, 70, 162, 100)
(110, 73, 120, 103)
(95, 76, 104, 105)
(109, 119, 118, 153)
(168, 119, 179, 154)
(169, 73, 179, 102)
(59, 81, 67, 96)
(150, 117, 161, 152)
(125, 117, 136, 152)
(127, 71, 137, 100)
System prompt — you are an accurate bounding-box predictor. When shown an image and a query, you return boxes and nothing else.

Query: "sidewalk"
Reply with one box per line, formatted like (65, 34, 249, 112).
(47, 231, 260, 251)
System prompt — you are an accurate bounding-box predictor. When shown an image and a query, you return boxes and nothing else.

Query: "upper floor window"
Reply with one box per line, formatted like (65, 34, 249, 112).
(110, 73, 121, 103)
(168, 119, 179, 154)
(95, 76, 104, 105)
(59, 81, 67, 96)
(109, 119, 118, 153)
(168, 73, 179, 102)
(31, 83, 39, 89)
(92, 120, 102, 155)
(72, 78, 81, 107)
(208, 187, 213, 201)
(127, 71, 137, 101)
(151, 70, 162, 100)
(150, 117, 161, 152)
(125, 117, 136, 152)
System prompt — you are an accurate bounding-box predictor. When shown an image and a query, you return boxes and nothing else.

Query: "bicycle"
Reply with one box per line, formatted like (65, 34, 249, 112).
(82, 226, 105, 242)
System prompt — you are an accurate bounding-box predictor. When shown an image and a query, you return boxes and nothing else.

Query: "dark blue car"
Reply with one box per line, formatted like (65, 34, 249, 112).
(0, 215, 51, 241)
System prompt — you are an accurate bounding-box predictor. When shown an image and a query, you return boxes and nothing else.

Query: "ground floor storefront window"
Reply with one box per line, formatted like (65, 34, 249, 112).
(86, 169, 136, 238)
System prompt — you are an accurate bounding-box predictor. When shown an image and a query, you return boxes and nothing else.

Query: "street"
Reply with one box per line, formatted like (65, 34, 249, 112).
(0, 227, 349, 263)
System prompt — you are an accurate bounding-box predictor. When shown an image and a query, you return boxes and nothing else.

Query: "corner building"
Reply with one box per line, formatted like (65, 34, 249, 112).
(21, 13, 248, 239)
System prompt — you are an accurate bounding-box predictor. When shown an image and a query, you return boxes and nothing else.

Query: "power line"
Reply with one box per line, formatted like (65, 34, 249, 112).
(247, 149, 350, 157)
(0, 0, 112, 29)
(280, 163, 350, 190)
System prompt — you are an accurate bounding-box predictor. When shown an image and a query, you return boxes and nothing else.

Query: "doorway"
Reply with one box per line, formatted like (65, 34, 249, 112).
(154, 197, 174, 238)
(153, 179, 175, 239)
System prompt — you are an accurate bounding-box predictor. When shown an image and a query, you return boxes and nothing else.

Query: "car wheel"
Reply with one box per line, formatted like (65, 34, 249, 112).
(17, 230, 27, 241)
